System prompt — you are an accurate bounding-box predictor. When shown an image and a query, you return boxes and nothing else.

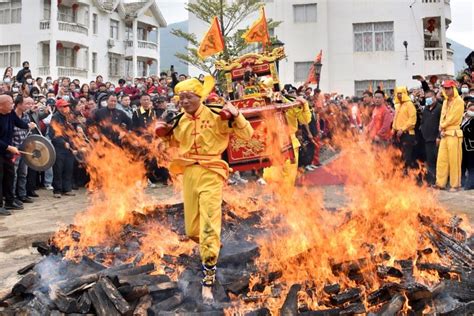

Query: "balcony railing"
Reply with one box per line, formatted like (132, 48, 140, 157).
(40, 20, 50, 30)
(424, 48, 444, 61)
(124, 40, 158, 50)
(447, 48, 454, 60)
(58, 21, 88, 35)
(421, 0, 450, 3)
(38, 66, 50, 76)
(57, 66, 87, 78)
(138, 40, 158, 50)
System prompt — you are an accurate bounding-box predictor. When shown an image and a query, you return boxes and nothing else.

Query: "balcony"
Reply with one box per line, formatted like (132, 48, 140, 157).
(447, 48, 453, 60)
(40, 20, 50, 30)
(58, 21, 88, 35)
(57, 66, 87, 78)
(422, 0, 449, 3)
(138, 40, 158, 50)
(38, 66, 50, 76)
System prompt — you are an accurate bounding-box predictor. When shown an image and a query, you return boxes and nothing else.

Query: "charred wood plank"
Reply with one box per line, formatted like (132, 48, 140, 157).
(299, 309, 341, 316)
(417, 262, 463, 277)
(118, 274, 170, 287)
(17, 262, 36, 275)
(118, 284, 148, 302)
(376, 265, 403, 279)
(98, 277, 131, 314)
(279, 284, 301, 316)
(330, 288, 361, 306)
(323, 284, 340, 295)
(77, 291, 92, 314)
(245, 308, 271, 316)
(88, 283, 120, 316)
(32, 241, 51, 256)
(12, 272, 39, 295)
(403, 282, 432, 301)
(374, 293, 406, 315)
(396, 259, 414, 283)
(33, 290, 56, 310)
(367, 283, 401, 306)
(440, 301, 474, 316)
(148, 291, 184, 312)
(54, 294, 80, 313)
(433, 280, 474, 302)
(340, 301, 366, 315)
(80, 256, 106, 272)
(133, 294, 152, 316)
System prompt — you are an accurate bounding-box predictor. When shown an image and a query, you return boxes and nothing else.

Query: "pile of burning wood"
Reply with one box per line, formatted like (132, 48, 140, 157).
(0, 203, 472, 315)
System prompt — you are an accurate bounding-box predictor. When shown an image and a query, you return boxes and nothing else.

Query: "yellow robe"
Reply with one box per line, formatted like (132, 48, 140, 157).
(393, 87, 417, 135)
(263, 98, 312, 192)
(169, 104, 253, 266)
(436, 94, 464, 189)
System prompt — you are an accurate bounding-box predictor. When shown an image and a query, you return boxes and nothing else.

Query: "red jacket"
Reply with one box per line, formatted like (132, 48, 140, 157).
(368, 104, 393, 141)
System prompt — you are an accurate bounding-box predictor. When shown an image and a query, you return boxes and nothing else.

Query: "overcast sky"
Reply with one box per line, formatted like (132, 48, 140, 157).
(157, 0, 474, 49)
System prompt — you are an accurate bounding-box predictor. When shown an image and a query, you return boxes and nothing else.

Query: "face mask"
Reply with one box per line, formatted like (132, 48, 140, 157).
(100, 101, 107, 107)
(126, 82, 132, 87)
(62, 96, 70, 101)
(26, 79, 33, 84)
(461, 87, 469, 94)
(425, 97, 433, 106)
(46, 79, 52, 84)
(109, 88, 115, 92)
(410, 95, 415, 102)
(4, 78, 11, 84)
(12, 87, 19, 92)
(154, 83, 159, 87)
(75, 88, 80, 93)
(467, 110, 474, 117)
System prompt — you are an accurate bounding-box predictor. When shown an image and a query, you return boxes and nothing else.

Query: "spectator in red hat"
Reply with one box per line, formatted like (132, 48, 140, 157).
(48, 99, 76, 198)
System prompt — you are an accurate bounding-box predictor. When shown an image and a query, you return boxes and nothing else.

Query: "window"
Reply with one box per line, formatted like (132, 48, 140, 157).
(84, 8, 89, 28)
(43, 0, 51, 20)
(57, 47, 76, 67)
(293, 4, 317, 23)
(294, 61, 313, 83)
(108, 53, 121, 76)
(110, 19, 119, 39)
(137, 27, 146, 41)
(92, 52, 97, 73)
(92, 13, 98, 34)
(0, 45, 21, 67)
(353, 22, 394, 52)
(125, 59, 133, 77)
(42, 43, 49, 66)
(354, 80, 395, 97)
(0, 0, 22, 24)
(138, 61, 146, 77)
(58, 5, 76, 23)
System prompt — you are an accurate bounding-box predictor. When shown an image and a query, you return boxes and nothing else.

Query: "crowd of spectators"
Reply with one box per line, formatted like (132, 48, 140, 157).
(1, 60, 473, 216)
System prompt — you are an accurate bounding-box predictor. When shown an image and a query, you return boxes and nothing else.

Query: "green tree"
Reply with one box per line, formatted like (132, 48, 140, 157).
(171, 0, 280, 75)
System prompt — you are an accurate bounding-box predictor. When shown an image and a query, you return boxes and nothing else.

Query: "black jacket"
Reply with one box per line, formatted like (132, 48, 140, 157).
(48, 111, 75, 153)
(91, 107, 132, 143)
(132, 107, 156, 132)
(461, 117, 474, 151)
(420, 103, 442, 142)
(0, 110, 29, 158)
(15, 67, 30, 84)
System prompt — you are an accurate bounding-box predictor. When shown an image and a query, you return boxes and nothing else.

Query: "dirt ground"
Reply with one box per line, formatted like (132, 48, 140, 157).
(0, 183, 472, 295)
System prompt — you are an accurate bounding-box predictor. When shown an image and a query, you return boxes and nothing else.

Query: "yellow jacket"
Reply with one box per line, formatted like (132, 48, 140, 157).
(393, 86, 417, 135)
(169, 104, 253, 179)
(284, 98, 312, 148)
(440, 94, 464, 135)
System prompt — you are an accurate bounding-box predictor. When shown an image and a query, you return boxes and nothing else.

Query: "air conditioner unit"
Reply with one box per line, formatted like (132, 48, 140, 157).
(107, 39, 115, 48)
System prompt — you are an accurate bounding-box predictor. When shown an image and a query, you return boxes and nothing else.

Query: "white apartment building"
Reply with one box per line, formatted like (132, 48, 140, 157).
(188, 0, 455, 96)
(0, 0, 166, 82)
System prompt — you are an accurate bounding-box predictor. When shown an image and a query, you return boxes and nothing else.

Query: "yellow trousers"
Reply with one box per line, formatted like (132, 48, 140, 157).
(436, 135, 463, 188)
(183, 165, 223, 266)
(263, 148, 299, 194)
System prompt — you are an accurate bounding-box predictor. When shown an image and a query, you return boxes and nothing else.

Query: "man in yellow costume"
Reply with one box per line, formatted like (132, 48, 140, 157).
(435, 80, 464, 191)
(263, 88, 312, 193)
(158, 76, 253, 286)
(392, 86, 417, 170)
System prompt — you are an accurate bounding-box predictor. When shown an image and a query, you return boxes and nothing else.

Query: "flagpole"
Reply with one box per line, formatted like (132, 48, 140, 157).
(219, 0, 229, 61)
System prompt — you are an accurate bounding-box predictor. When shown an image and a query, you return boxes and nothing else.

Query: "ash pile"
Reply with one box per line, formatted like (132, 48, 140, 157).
(0, 203, 473, 315)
